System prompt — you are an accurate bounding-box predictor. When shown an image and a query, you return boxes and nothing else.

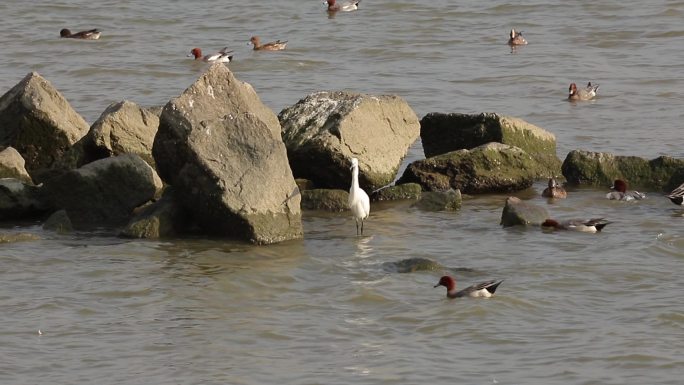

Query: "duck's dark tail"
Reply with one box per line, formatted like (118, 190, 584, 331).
(487, 280, 504, 294)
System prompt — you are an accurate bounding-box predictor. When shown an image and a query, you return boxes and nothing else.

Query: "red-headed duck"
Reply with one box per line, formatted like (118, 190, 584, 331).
(60, 28, 101, 40)
(542, 218, 611, 233)
(249, 36, 287, 51)
(327, 0, 360, 12)
(542, 178, 567, 199)
(508, 29, 527, 45)
(434, 275, 503, 299)
(606, 179, 646, 201)
(568, 82, 599, 101)
(667, 182, 684, 206)
(349, 158, 370, 235)
(187, 47, 234, 63)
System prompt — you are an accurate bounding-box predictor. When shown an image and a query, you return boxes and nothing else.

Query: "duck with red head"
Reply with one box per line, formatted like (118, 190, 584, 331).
(434, 275, 503, 299)
(541, 218, 611, 233)
(568, 82, 599, 101)
(327, 0, 360, 12)
(60, 28, 101, 40)
(606, 179, 646, 201)
(187, 47, 233, 63)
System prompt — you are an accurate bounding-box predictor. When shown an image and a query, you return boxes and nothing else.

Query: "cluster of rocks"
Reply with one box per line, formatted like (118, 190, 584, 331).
(2, 65, 683, 243)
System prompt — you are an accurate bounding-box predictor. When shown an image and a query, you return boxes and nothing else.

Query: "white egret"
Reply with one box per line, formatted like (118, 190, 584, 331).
(348, 158, 370, 235)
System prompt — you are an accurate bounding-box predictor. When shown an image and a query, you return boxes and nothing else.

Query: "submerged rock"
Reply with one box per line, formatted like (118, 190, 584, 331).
(42, 209, 73, 233)
(414, 189, 462, 211)
(0, 232, 41, 243)
(384, 257, 446, 273)
(371, 183, 422, 202)
(152, 63, 302, 244)
(420, 112, 561, 176)
(562, 150, 684, 191)
(500, 196, 549, 227)
(279, 91, 420, 191)
(301, 189, 349, 212)
(398, 142, 540, 193)
(44, 154, 163, 228)
(0, 147, 33, 184)
(0, 72, 89, 181)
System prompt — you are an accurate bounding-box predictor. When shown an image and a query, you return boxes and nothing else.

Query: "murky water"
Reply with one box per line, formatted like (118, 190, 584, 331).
(1, 1, 684, 384)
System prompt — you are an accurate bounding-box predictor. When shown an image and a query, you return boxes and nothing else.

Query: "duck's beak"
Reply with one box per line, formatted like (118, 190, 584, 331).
(433, 284, 440, 288)
(186, 53, 193, 57)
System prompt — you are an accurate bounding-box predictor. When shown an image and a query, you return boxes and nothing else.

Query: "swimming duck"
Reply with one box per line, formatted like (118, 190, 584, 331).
(434, 275, 503, 299)
(349, 158, 370, 236)
(568, 82, 599, 101)
(249, 36, 287, 51)
(187, 47, 234, 63)
(542, 178, 567, 199)
(541, 218, 611, 233)
(60, 28, 101, 40)
(606, 179, 646, 201)
(327, 0, 360, 12)
(508, 29, 527, 45)
(666, 182, 684, 206)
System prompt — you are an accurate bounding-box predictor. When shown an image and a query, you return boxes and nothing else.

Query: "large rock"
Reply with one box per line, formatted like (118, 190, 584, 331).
(562, 150, 684, 191)
(279, 91, 420, 191)
(43, 154, 163, 228)
(398, 142, 541, 193)
(500, 196, 549, 227)
(301, 189, 349, 212)
(67, 101, 160, 168)
(0, 147, 33, 184)
(0, 178, 51, 220)
(420, 112, 561, 176)
(152, 63, 302, 244)
(0, 72, 89, 181)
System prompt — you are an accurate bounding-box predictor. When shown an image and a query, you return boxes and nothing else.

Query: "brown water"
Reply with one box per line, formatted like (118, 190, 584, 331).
(2, 1, 684, 384)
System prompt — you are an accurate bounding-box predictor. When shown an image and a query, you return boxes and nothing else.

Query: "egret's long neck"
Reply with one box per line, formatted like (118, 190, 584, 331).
(351, 166, 360, 190)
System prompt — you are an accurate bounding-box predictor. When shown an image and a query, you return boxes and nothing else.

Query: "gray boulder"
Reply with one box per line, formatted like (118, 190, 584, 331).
(44, 154, 163, 228)
(279, 91, 420, 191)
(398, 142, 541, 193)
(0, 147, 33, 184)
(0, 178, 51, 220)
(75, 100, 160, 168)
(500, 196, 549, 227)
(420, 112, 561, 176)
(415, 189, 462, 211)
(301, 189, 349, 212)
(562, 150, 684, 191)
(0, 72, 89, 181)
(152, 63, 302, 245)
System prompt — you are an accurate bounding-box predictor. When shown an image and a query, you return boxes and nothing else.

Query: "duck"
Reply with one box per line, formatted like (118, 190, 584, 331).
(249, 36, 287, 51)
(568, 82, 599, 101)
(541, 178, 567, 199)
(666, 182, 684, 206)
(606, 179, 646, 201)
(434, 275, 503, 299)
(187, 47, 234, 63)
(60, 28, 101, 40)
(327, 0, 360, 12)
(508, 29, 527, 45)
(349, 157, 370, 236)
(541, 218, 611, 233)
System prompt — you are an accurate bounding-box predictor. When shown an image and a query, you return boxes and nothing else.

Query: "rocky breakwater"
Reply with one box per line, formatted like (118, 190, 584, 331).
(279, 91, 420, 192)
(152, 63, 302, 245)
(398, 112, 561, 193)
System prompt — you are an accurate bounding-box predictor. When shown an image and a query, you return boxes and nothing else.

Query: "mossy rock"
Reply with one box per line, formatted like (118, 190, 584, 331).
(398, 142, 542, 194)
(420, 112, 561, 176)
(371, 183, 422, 201)
(42, 209, 73, 233)
(0, 232, 41, 243)
(301, 189, 349, 212)
(414, 189, 462, 211)
(500, 196, 549, 227)
(562, 150, 684, 191)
